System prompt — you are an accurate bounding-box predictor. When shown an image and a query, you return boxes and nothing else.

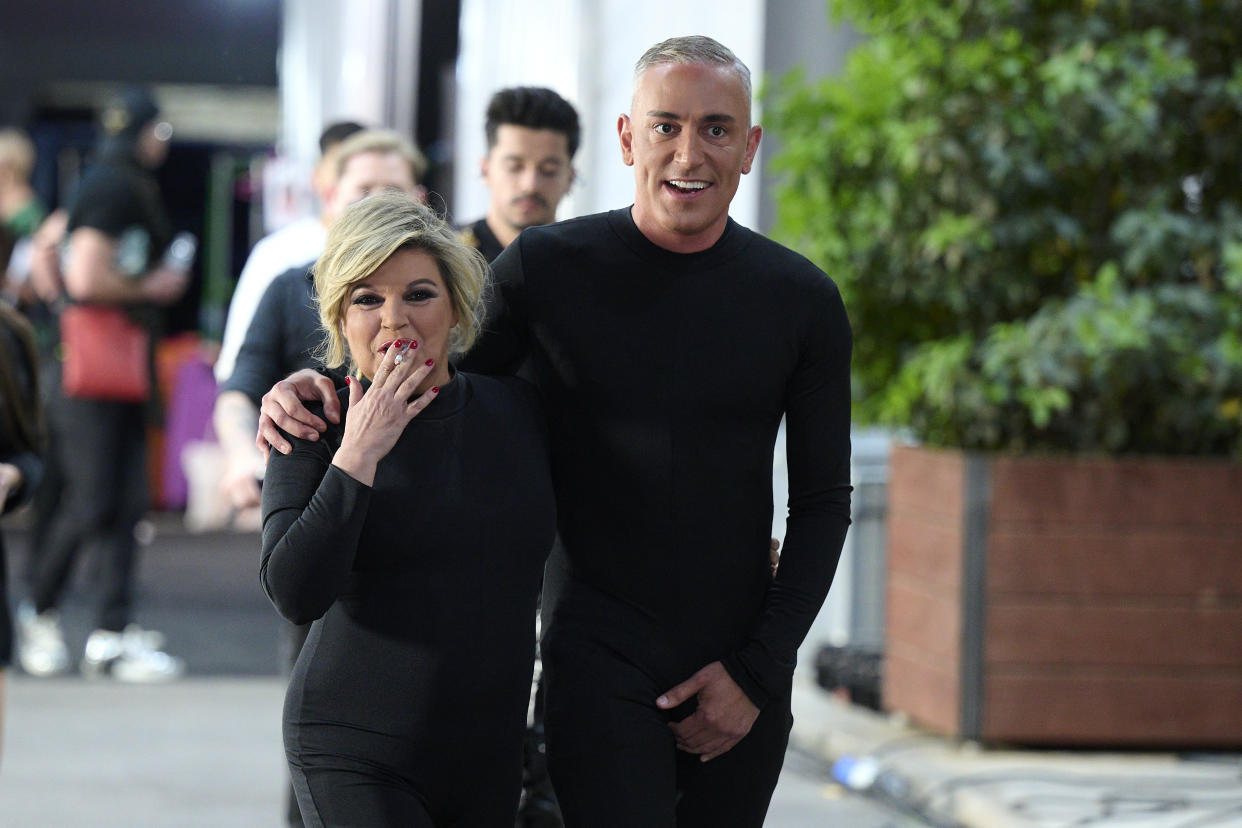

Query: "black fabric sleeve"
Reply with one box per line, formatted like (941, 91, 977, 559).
(68, 171, 132, 238)
(721, 280, 854, 707)
(221, 273, 294, 405)
(457, 234, 531, 376)
(259, 410, 371, 626)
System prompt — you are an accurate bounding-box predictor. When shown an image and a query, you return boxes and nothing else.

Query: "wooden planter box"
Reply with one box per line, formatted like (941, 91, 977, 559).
(883, 444, 1242, 746)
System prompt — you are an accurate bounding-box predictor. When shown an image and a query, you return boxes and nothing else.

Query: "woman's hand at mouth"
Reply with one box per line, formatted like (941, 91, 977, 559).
(331, 339, 440, 486)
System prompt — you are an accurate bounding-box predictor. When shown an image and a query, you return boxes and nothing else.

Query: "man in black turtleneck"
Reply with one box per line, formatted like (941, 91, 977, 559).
(258, 36, 851, 828)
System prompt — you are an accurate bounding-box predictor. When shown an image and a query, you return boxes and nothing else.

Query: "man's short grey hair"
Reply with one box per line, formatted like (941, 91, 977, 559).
(633, 35, 752, 102)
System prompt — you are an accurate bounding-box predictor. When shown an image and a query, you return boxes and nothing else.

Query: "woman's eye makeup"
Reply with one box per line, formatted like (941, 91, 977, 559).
(349, 285, 437, 306)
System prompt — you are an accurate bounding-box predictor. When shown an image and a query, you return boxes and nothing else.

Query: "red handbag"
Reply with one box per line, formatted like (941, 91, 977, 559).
(60, 304, 151, 402)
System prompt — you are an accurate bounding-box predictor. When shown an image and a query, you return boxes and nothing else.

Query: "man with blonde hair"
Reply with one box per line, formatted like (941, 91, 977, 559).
(258, 36, 851, 826)
(215, 128, 426, 523)
(215, 121, 367, 387)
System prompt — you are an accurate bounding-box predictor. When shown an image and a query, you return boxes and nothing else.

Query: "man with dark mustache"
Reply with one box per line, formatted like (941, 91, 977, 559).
(460, 87, 580, 264)
(459, 85, 580, 828)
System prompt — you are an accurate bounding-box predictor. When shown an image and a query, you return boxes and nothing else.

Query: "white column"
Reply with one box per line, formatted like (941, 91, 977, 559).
(453, 0, 584, 223)
(278, 0, 422, 222)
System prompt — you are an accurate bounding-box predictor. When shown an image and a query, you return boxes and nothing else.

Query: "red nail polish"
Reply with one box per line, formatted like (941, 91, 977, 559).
(410, 340, 418, 349)
(425, 359, 434, 366)
(345, 377, 352, 385)
(431, 386, 439, 394)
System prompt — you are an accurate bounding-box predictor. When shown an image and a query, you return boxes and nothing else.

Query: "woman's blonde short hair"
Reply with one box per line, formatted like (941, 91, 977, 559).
(313, 191, 489, 374)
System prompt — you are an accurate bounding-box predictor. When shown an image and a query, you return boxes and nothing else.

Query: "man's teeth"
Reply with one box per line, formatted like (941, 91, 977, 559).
(669, 180, 708, 192)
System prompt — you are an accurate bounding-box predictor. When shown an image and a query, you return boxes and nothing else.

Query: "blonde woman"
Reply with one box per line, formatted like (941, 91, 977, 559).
(260, 190, 556, 826)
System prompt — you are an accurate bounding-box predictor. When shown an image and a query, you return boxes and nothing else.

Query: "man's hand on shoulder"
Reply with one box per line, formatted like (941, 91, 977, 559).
(656, 661, 760, 762)
(256, 368, 341, 459)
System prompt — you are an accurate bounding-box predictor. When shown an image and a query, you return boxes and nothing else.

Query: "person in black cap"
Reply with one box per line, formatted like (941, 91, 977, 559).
(17, 85, 193, 683)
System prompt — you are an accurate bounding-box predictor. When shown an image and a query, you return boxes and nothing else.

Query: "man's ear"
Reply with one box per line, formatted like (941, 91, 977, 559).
(310, 158, 334, 202)
(479, 154, 490, 179)
(740, 125, 763, 176)
(617, 114, 635, 166)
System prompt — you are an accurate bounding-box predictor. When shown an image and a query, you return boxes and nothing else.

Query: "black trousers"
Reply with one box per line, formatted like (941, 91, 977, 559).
(542, 623, 791, 828)
(29, 396, 148, 631)
(287, 717, 522, 828)
(290, 761, 437, 828)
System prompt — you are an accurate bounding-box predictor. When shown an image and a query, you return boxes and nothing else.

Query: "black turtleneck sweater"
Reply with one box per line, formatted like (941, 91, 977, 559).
(260, 372, 557, 810)
(460, 207, 852, 708)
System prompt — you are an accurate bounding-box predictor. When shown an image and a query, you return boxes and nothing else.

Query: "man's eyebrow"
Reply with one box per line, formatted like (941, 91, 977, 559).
(502, 153, 563, 165)
(645, 110, 737, 124)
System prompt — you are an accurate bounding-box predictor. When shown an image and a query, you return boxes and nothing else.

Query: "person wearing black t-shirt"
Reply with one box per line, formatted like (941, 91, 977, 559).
(258, 36, 851, 827)
(20, 87, 190, 683)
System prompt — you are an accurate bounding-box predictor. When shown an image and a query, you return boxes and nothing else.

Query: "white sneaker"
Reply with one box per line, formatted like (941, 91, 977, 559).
(16, 601, 70, 677)
(81, 625, 186, 683)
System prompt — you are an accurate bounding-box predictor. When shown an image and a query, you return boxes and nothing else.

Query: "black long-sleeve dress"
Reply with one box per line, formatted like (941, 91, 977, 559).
(260, 371, 556, 826)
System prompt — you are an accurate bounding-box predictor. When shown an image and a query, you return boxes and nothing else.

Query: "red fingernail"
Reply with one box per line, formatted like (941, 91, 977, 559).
(345, 377, 352, 386)
(431, 386, 439, 394)
(410, 340, 418, 349)
(425, 359, 434, 366)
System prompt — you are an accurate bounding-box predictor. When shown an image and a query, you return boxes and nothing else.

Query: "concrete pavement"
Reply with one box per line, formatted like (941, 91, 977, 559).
(789, 675, 1242, 827)
(1, 676, 287, 827)
(11, 671, 1239, 827)
(6, 516, 1241, 827)
(4, 518, 913, 827)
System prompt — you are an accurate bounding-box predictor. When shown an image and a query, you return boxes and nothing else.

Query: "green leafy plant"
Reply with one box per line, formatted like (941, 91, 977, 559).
(767, 0, 1242, 455)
